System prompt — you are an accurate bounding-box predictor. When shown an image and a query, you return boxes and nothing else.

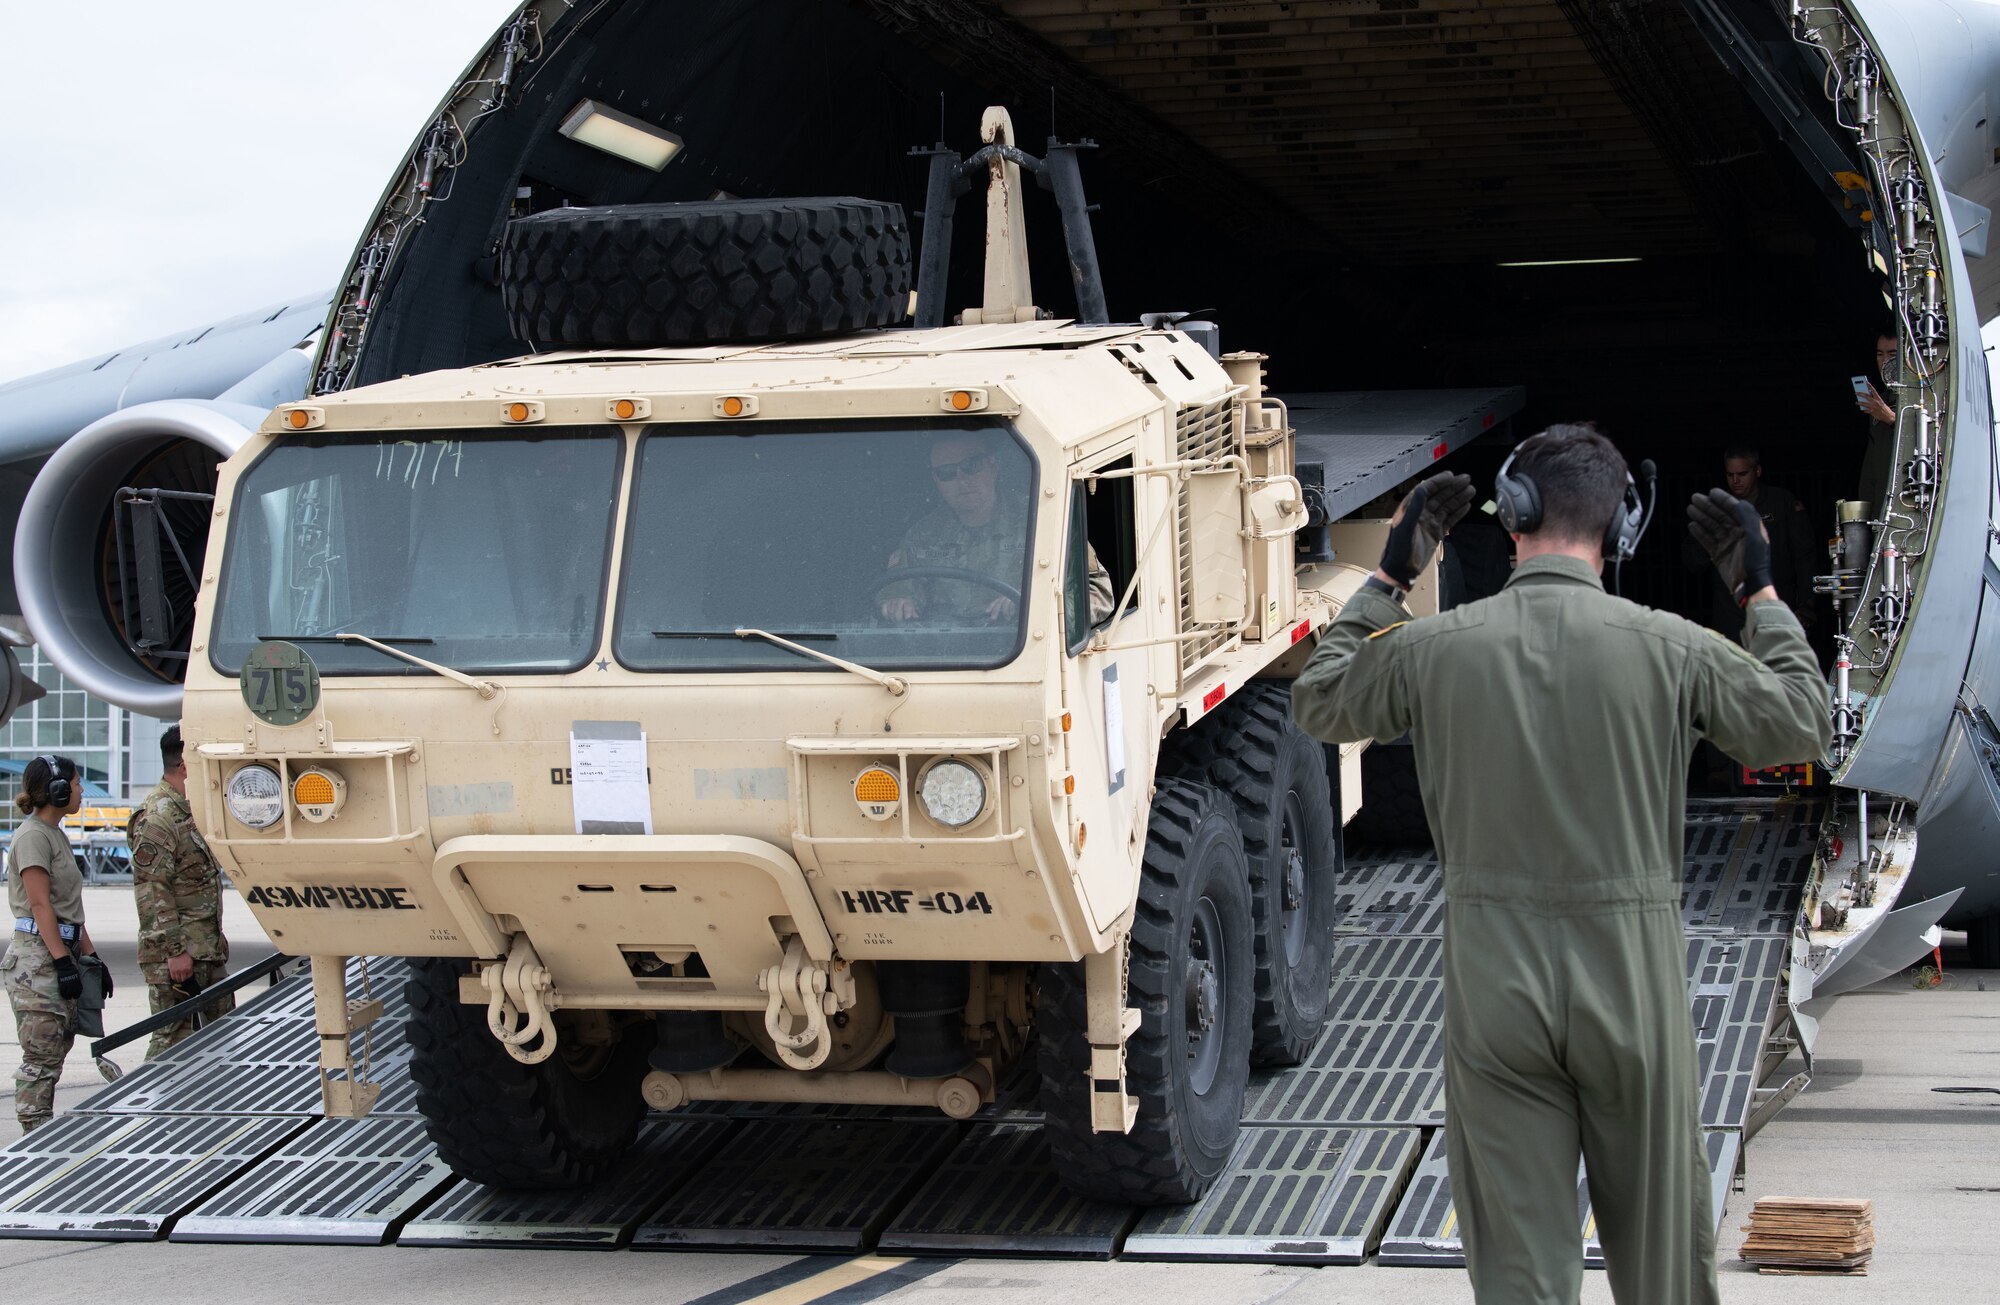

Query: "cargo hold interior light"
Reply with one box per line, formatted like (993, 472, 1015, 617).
(558, 99, 684, 171)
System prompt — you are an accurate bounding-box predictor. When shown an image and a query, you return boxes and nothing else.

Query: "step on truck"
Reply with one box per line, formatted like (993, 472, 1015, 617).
(181, 109, 1451, 1203)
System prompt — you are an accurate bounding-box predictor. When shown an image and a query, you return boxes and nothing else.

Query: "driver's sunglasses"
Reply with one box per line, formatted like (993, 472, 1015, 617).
(931, 453, 994, 482)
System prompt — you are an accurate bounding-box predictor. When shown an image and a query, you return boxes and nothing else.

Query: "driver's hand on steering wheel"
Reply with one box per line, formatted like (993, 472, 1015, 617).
(881, 596, 918, 621)
(984, 596, 1017, 623)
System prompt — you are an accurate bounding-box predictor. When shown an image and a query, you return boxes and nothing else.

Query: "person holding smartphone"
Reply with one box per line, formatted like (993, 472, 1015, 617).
(3, 754, 104, 1135)
(1857, 327, 1900, 496)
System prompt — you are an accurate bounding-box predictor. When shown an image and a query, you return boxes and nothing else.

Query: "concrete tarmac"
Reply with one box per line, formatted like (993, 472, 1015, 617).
(3, 890, 1993, 1303)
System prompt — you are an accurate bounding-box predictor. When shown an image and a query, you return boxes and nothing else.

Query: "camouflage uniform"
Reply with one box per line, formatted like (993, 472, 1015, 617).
(5, 820, 85, 1133)
(130, 779, 233, 1057)
(884, 509, 1030, 620)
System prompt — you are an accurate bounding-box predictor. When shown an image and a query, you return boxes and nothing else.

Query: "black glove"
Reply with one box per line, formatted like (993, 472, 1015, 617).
(1687, 489, 1774, 603)
(96, 959, 113, 1000)
(1380, 472, 1477, 589)
(53, 953, 82, 1000)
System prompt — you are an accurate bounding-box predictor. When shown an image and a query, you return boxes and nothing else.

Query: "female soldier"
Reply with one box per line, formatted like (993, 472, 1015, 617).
(4, 754, 105, 1134)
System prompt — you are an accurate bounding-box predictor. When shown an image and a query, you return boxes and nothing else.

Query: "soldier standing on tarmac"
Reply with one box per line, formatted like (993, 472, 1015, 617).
(131, 726, 232, 1057)
(1291, 424, 1828, 1303)
(4, 754, 104, 1134)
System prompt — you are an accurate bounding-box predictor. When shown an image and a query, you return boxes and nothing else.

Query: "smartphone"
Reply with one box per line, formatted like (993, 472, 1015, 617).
(1850, 375, 1873, 398)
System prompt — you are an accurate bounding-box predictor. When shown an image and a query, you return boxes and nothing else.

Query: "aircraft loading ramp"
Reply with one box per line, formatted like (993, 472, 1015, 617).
(0, 799, 1817, 1266)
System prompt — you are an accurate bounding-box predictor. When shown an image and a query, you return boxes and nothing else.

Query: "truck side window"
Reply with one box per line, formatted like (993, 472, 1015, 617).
(1064, 485, 1094, 654)
(1065, 456, 1138, 655)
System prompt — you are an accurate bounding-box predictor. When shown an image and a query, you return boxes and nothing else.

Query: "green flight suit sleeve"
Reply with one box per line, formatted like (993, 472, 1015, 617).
(1693, 598, 1830, 769)
(1291, 587, 1415, 744)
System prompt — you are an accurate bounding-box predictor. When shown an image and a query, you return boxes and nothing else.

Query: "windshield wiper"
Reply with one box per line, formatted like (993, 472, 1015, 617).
(269, 630, 501, 700)
(731, 627, 907, 696)
(263, 633, 435, 645)
(652, 630, 835, 642)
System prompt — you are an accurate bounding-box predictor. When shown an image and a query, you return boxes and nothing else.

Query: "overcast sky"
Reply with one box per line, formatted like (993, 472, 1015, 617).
(0, 1, 519, 386)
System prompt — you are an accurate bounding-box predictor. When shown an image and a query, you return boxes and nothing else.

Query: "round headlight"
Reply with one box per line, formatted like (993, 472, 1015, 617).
(225, 764, 284, 830)
(918, 759, 988, 829)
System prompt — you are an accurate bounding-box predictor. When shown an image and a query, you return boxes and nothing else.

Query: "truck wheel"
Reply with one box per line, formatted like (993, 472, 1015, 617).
(1166, 681, 1340, 1066)
(500, 197, 911, 348)
(1349, 741, 1433, 848)
(405, 957, 650, 1188)
(1037, 780, 1254, 1205)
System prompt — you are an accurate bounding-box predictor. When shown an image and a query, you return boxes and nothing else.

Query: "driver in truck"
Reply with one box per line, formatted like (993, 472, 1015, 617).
(880, 431, 1024, 623)
(1290, 424, 1828, 1305)
(881, 430, 1115, 625)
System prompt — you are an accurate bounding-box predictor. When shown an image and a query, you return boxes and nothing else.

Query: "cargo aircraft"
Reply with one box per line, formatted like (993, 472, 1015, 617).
(3, 0, 1997, 967)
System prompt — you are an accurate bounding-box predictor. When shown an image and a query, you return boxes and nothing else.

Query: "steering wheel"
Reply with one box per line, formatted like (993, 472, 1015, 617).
(868, 567, 1022, 612)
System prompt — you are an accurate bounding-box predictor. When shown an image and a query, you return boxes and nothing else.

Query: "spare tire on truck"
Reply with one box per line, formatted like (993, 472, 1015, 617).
(500, 197, 912, 348)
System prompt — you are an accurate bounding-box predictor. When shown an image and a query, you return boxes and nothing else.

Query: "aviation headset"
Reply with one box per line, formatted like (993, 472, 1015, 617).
(33, 755, 71, 810)
(1492, 442, 1649, 564)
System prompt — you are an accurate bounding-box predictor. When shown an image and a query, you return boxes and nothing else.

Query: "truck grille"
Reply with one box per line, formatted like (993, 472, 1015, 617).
(1175, 396, 1241, 673)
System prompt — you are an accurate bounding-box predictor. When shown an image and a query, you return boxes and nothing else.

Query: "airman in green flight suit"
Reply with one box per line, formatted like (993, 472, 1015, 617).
(1293, 424, 1828, 1303)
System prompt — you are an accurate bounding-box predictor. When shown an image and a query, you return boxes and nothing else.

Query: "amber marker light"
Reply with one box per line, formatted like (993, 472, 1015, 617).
(853, 765, 901, 822)
(615, 399, 637, 419)
(281, 406, 324, 430)
(939, 388, 988, 413)
(1063, 774, 1076, 795)
(502, 400, 544, 423)
(1060, 712, 1072, 732)
(721, 396, 745, 416)
(290, 766, 347, 824)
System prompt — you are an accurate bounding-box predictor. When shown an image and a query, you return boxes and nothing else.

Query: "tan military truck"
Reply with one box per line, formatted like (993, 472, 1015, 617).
(179, 110, 1432, 1204)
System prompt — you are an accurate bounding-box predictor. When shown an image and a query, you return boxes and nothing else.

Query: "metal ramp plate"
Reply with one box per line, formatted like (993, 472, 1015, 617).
(83, 957, 416, 1118)
(878, 1122, 1135, 1259)
(0, 1113, 304, 1239)
(1681, 800, 1818, 934)
(632, 1119, 963, 1252)
(1286, 388, 1525, 521)
(171, 1116, 451, 1245)
(400, 1118, 734, 1248)
(1125, 1126, 1420, 1263)
(1243, 936, 1444, 1128)
(1340, 859, 1447, 936)
(1689, 934, 1789, 1129)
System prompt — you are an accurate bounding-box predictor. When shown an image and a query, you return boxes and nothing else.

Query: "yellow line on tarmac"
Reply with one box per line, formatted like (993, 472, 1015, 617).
(738, 1255, 914, 1305)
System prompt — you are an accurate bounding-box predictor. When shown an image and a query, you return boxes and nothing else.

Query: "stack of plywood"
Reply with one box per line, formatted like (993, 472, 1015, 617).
(1738, 1197, 1874, 1275)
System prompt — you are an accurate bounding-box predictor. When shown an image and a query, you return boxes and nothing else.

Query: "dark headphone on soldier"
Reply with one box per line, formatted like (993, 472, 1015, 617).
(34, 754, 71, 809)
(1492, 445, 1652, 564)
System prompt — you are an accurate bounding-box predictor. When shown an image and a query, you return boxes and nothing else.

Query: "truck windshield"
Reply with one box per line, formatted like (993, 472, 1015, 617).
(210, 428, 622, 675)
(616, 420, 1034, 672)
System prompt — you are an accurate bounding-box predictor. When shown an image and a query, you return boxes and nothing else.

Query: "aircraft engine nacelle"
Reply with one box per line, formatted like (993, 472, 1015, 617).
(14, 398, 265, 718)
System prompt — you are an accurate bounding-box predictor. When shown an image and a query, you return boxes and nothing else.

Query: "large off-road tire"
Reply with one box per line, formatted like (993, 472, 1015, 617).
(1966, 913, 2000, 969)
(1037, 780, 1254, 1205)
(500, 197, 911, 348)
(1167, 681, 1340, 1066)
(1348, 740, 1433, 848)
(405, 958, 650, 1189)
